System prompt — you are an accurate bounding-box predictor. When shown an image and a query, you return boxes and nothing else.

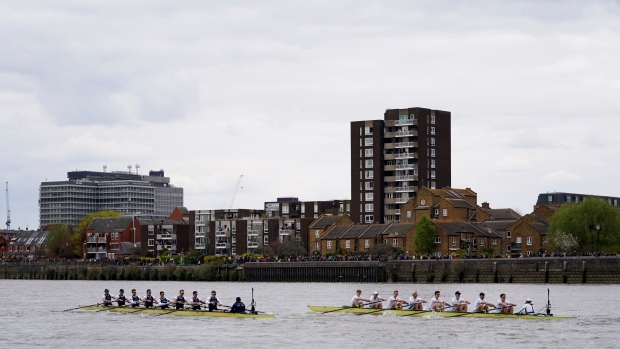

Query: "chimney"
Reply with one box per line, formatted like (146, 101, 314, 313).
(482, 202, 490, 209)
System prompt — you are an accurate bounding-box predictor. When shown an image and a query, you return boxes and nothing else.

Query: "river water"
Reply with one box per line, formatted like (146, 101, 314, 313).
(0, 280, 615, 349)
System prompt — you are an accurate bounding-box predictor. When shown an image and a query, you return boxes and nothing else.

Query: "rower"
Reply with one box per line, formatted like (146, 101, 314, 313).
(114, 289, 127, 306)
(188, 291, 206, 310)
(451, 291, 470, 312)
(208, 290, 223, 312)
(142, 289, 155, 308)
(429, 291, 450, 311)
(408, 290, 427, 310)
(157, 291, 171, 309)
(387, 290, 408, 309)
(473, 292, 495, 312)
(517, 298, 535, 315)
(173, 289, 187, 310)
(351, 289, 369, 307)
(128, 289, 141, 308)
(368, 291, 386, 309)
(496, 293, 517, 314)
(102, 289, 113, 306)
(230, 297, 246, 313)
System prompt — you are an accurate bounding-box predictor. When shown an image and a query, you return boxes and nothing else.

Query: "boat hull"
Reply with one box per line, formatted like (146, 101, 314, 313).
(307, 306, 573, 319)
(80, 305, 274, 318)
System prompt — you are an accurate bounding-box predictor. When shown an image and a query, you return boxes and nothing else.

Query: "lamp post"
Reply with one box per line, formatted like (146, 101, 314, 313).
(596, 224, 601, 253)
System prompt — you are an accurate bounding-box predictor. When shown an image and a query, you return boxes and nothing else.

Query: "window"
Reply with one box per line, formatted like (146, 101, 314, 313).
(365, 126, 373, 135)
(430, 115, 436, 124)
(314, 203, 318, 212)
(506, 231, 511, 238)
(148, 228, 154, 235)
(527, 251, 533, 256)
(430, 159, 435, 168)
(365, 239, 370, 248)
(507, 245, 511, 251)
(365, 138, 373, 146)
(148, 239, 154, 246)
(543, 236, 548, 243)
(431, 170, 436, 179)
(315, 230, 320, 238)
(364, 215, 374, 223)
(433, 208, 439, 218)
(345, 240, 350, 248)
(365, 203, 374, 212)
(548, 195, 553, 202)
(430, 137, 435, 146)
(434, 237, 441, 243)
(516, 237, 522, 244)
(407, 211, 411, 219)
(527, 236, 532, 245)
(365, 193, 374, 201)
(492, 238, 498, 245)
(442, 208, 447, 217)
(393, 239, 398, 247)
(430, 126, 435, 135)
(264, 235, 269, 245)
(480, 239, 484, 247)
(365, 171, 373, 179)
(365, 182, 373, 190)
(452, 237, 456, 246)
(301, 205, 305, 213)
(431, 181, 436, 189)
(327, 241, 332, 249)
(430, 148, 436, 157)
(315, 242, 320, 251)
(365, 149, 373, 157)
(365, 159, 373, 168)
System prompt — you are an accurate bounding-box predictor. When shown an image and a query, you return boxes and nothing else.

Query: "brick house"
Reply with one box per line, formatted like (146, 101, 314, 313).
(86, 216, 142, 260)
(338, 225, 368, 254)
(308, 215, 353, 254)
(432, 221, 502, 257)
(402, 187, 478, 223)
(381, 223, 414, 254)
(505, 214, 549, 256)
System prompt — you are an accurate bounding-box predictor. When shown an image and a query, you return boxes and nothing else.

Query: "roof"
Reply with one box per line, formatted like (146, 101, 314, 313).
(340, 224, 369, 239)
(435, 221, 501, 238)
(177, 207, 189, 214)
(88, 216, 133, 234)
(357, 224, 389, 238)
(321, 225, 351, 240)
(136, 218, 187, 225)
(445, 198, 476, 209)
(480, 208, 522, 220)
(309, 215, 342, 229)
(530, 222, 548, 234)
(110, 242, 142, 255)
(381, 223, 414, 237)
(8, 230, 49, 247)
(479, 220, 518, 231)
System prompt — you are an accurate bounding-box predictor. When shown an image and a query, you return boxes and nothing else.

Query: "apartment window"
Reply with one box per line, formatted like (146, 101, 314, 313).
(365, 182, 374, 190)
(148, 239, 154, 247)
(434, 237, 441, 243)
(365, 149, 373, 157)
(365, 193, 374, 201)
(506, 231, 511, 238)
(393, 239, 398, 247)
(364, 215, 374, 223)
(282, 204, 289, 214)
(365, 138, 373, 146)
(493, 238, 498, 245)
(264, 235, 269, 245)
(327, 241, 332, 249)
(365, 159, 373, 168)
(527, 236, 532, 246)
(430, 126, 435, 135)
(431, 170, 436, 179)
(345, 240, 350, 248)
(301, 205, 305, 213)
(548, 195, 553, 202)
(314, 203, 318, 212)
(430, 115, 436, 124)
(452, 237, 456, 246)
(365, 239, 370, 248)
(431, 181, 436, 189)
(365, 126, 373, 135)
(430, 159, 435, 168)
(442, 208, 448, 217)
(148, 228, 154, 235)
(430, 148, 436, 157)
(365, 203, 374, 212)
(365, 171, 374, 179)
(516, 237, 522, 244)
(430, 137, 435, 146)
(315, 230, 320, 238)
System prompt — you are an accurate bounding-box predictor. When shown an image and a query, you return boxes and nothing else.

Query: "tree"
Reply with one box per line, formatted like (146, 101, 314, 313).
(46, 223, 71, 258)
(414, 214, 436, 254)
(548, 198, 620, 252)
(369, 243, 392, 256)
(547, 229, 579, 253)
(276, 242, 307, 257)
(70, 210, 121, 256)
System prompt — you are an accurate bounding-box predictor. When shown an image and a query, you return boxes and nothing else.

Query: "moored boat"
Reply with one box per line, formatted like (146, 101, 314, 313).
(307, 306, 574, 320)
(80, 304, 274, 318)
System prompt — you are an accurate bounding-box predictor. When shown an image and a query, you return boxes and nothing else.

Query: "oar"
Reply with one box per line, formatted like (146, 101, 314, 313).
(62, 303, 100, 312)
(96, 305, 126, 312)
(318, 306, 357, 314)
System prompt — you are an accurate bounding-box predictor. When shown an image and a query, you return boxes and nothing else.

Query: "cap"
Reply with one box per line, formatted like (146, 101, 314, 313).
(120, 289, 124, 292)
(104, 289, 109, 292)
(526, 298, 532, 303)
(236, 297, 241, 302)
(373, 291, 379, 294)
(455, 291, 461, 294)
(479, 292, 485, 295)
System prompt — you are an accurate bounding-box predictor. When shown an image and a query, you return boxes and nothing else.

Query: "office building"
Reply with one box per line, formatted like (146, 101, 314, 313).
(351, 107, 451, 224)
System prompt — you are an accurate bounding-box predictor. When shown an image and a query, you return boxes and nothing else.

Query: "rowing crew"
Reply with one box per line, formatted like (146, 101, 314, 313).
(102, 288, 246, 313)
(351, 289, 536, 314)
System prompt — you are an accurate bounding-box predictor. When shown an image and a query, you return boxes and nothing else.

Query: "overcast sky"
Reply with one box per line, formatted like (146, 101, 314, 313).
(2, 1, 620, 229)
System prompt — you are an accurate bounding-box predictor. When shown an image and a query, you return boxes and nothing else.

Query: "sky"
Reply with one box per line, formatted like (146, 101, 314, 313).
(1, 0, 620, 229)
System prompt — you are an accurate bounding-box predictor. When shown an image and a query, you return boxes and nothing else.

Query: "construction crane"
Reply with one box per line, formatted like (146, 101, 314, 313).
(221, 175, 243, 209)
(5, 182, 11, 230)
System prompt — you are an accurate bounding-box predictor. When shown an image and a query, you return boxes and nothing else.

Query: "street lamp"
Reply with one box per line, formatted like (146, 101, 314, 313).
(596, 224, 601, 253)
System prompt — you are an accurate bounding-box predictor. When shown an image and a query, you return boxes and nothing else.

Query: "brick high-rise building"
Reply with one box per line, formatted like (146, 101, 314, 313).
(351, 107, 451, 224)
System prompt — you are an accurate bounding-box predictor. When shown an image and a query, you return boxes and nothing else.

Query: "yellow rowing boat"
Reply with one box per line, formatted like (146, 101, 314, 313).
(80, 305, 274, 318)
(307, 306, 574, 320)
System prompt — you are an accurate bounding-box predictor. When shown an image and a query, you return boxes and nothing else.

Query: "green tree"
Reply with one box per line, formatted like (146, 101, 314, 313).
(70, 210, 121, 256)
(548, 198, 620, 252)
(276, 242, 307, 257)
(414, 215, 436, 254)
(46, 223, 71, 258)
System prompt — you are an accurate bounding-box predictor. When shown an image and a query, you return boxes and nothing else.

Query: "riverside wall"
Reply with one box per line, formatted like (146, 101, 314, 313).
(3, 257, 620, 284)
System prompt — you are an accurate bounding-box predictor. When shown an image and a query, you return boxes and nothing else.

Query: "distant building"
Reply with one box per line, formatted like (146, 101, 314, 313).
(39, 169, 183, 228)
(1, 229, 48, 259)
(264, 197, 351, 219)
(351, 107, 451, 224)
(536, 192, 620, 208)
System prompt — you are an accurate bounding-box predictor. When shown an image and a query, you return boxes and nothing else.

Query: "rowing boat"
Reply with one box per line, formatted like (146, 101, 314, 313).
(80, 305, 274, 318)
(307, 306, 574, 320)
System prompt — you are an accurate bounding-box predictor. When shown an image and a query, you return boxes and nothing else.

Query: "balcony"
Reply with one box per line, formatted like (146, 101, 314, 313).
(157, 244, 176, 251)
(383, 142, 395, 149)
(395, 186, 415, 192)
(157, 233, 176, 240)
(87, 247, 107, 253)
(384, 187, 396, 193)
(248, 230, 259, 237)
(248, 242, 259, 248)
(215, 243, 230, 249)
(279, 228, 293, 236)
(395, 153, 414, 159)
(195, 243, 205, 250)
(395, 119, 416, 126)
(395, 175, 414, 181)
(86, 237, 107, 244)
(195, 220, 206, 225)
(395, 130, 416, 137)
(215, 230, 228, 237)
(383, 164, 395, 171)
(395, 209, 401, 215)
(395, 142, 414, 148)
(195, 232, 205, 237)
(395, 164, 414, 170)
(384, 153, 395, 160)
(395, 197, 410, 204)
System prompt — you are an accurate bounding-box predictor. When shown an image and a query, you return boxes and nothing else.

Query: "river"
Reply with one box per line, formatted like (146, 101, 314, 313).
(0, 280, 613, 348)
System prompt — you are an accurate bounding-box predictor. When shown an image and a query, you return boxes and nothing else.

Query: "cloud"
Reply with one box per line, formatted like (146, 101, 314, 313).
(541, 170, 581, 183)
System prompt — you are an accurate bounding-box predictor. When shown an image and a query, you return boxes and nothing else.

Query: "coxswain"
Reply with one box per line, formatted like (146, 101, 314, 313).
(114, 289, 127, 306)
(428, 291, 450, 311)
(208, 290, 223, 312)
(157, 291, 171, 309)
(517, 298, 535, 315)
(173, 289, 186, 310)
(407, 290, 427, 310)
(128, 289, 141, 308)
(188, 291, 206, 310)
(451, 291, 470, 312)
(142, 289, 155, 308)
(351, 289, 369, 307)
(230, 297, 246, 313)
(387, 290, 408, 309)
(102, 289, 113, 306)
(473, 292, 495, 312)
